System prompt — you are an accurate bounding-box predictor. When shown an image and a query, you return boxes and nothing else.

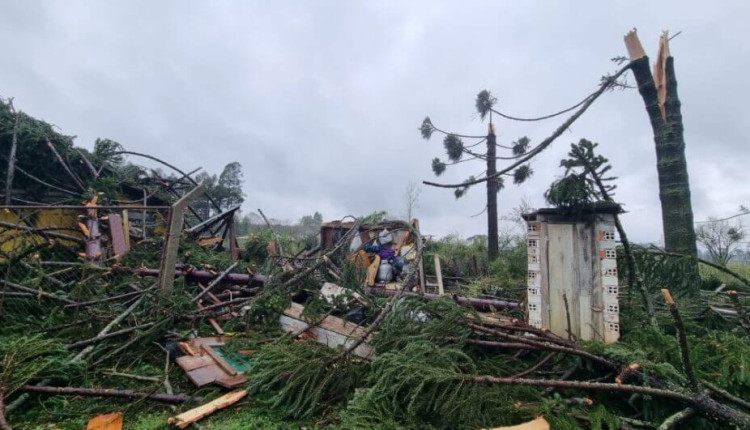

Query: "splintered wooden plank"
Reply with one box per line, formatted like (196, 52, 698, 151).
(279, 315, 374, 359)
(280, 303, 374, 359)
(108, 214, 129, 259)
(653, 31, 671, 121)
(168, 390, 247, 429)
(215, 374, 248, 389)
(185, 363, 230, 387)
(87, 412, 123, 430)
(197, 236, 223, 247)
(283, 302, 369, 339)
(175, 355, 215, 372)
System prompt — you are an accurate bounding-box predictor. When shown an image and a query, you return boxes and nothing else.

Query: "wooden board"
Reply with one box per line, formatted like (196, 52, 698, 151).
(175, 354, 215, 372)
(547, 224, 578, 338)
(574, 224, 594, 341)
(108, 214, 129, 259)
(169, 390, 247, 429)
(280, 302, 374, 359)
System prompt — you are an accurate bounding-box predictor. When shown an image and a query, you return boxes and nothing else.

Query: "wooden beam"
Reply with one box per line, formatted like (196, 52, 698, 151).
(158, 185, 205, 295)
(434, 254, 444, 295)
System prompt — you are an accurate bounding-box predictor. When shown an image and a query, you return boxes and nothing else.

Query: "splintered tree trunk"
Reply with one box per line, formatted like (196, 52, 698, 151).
(486, 124, 499, 261)
(625, 30, 699, 293)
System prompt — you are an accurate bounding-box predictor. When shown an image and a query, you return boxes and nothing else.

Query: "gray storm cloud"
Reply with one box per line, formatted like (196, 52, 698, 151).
(1, 0, 748, 243)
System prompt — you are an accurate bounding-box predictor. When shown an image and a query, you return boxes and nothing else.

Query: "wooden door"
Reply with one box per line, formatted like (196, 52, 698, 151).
(547, 223, 578, 338)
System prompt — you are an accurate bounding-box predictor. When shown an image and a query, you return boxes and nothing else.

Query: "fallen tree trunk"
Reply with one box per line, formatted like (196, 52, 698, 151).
(128, 266, 265, 286)
(472, 376, 750, 428)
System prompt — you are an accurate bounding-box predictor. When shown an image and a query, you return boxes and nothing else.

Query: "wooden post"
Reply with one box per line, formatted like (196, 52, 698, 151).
(434, 254, 444, 295)
(228, 215, 239, 261)
(142, 189, 148, 240)
(158, 185, 205, 295)
(84, 196, 103, 263)
(411, 218, 426, 294)
(122, 209, 131, 249)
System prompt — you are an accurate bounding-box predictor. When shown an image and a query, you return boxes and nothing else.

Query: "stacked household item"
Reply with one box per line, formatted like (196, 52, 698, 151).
(348, 227, 418, 287)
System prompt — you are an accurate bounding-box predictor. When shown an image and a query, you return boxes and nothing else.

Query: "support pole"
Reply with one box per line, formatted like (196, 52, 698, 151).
(158, 185, 205, 296)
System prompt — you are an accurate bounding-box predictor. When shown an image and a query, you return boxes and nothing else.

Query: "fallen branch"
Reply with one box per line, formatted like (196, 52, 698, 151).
(423, 63, 632, 189)
(191, 262, 239, 303)
(63, 287, 153, 309)
(661, 289, 698, 392)
(258, 208, 284, 257)
(45, 138, 85, 191)
(703, 380, 750, 411)
(648, 249, 750, 290)
(65, 323, 155, 349)
(18, 385, 197, 404)
(0, 388, 10, 430)
(470, 376, 750, 428)
(130, 266, 264, 287)
(0, 280, 77, 305)
(657, 408, 695, 430)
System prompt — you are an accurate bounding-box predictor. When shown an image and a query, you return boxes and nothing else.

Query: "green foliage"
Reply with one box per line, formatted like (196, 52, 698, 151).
(475, 90, 497, 121)
(0, 335, 71, 396)
(545, 173, 593, 209)
(247, 340, 362, 419)
(342, 341, 538, 429)
(431, 157, 446, 176)
(372, 296, 474, 353)
(427, 234, 488, 278)
(690, 331, 750, 397)
(513, 164, 533, 184)
(512, 136, 531, 156)
(420, 116, 434, 140)
(443, 134, 464, 162)
(453, 176, 475, 199)
(619, 248, 702, 306)
(363, 210, 388, 224)
(489, 240, 527, 287)
(545, 139, 617, 209)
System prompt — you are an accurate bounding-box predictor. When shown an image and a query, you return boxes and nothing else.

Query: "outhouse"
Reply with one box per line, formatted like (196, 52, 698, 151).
(522, 204, 621, 343)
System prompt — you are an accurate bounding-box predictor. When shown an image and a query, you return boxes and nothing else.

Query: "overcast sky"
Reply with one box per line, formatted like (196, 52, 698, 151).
(2, 1, 749, 243)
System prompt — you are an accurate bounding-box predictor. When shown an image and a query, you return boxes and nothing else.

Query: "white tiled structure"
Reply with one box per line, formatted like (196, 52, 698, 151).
(523, 207, 621, 343)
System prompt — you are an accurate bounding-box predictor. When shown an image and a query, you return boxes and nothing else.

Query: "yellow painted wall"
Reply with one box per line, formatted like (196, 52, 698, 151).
(0, 208, 83, 260)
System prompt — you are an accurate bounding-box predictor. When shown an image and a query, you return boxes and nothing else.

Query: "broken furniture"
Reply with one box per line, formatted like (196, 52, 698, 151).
(175, 337, 252, 389)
